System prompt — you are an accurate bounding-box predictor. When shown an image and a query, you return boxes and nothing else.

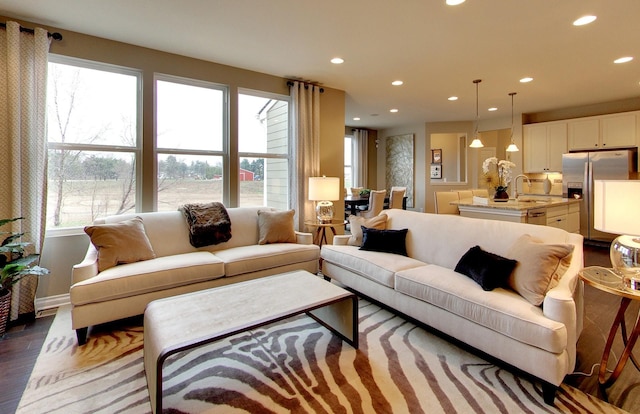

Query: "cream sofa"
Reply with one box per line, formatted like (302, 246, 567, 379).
(71, 207, 319, 345)
(321, 209, 584, 404)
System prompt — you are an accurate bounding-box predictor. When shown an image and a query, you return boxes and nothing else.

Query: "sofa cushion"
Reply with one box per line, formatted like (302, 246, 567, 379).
(360, 227, 409, 256)
(214, 243, 319, 277)
(84, 217, 156, 272)
(257, 209, 297, 244)
(394, 265, 567, 354)
(70, 251, 225, 306)
(347, 214, 387, 246)
(455, 246, 517, 291)
(506, 234, 574, 306)
(321, 245, 425, 288)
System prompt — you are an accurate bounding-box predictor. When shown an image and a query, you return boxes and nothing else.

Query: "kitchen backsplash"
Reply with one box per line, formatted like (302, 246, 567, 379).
(519, 172, 564, 196)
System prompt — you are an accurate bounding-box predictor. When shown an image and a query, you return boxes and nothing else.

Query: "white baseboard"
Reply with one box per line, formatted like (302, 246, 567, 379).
(36, 293, 70, 311)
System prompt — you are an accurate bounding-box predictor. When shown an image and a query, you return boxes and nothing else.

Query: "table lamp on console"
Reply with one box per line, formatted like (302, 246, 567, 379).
(594, 180, 640, 291)
(309, 176, 340, 223)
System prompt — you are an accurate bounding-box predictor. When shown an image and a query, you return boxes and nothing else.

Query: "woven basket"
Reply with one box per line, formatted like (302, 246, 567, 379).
(0, 290, 11, 338)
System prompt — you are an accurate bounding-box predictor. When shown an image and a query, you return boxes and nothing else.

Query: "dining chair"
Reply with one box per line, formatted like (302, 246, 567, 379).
(389, 186, 407, 209)
(350, 187, 363, 198)
(457, 190, 473, 200)
(358, 189, 386, 218)
(434, 191, 460, 214)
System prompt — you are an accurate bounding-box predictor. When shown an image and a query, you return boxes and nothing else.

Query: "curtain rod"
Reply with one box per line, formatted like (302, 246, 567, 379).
(0, 22, 63, 41)
(287, 80, 324, 93)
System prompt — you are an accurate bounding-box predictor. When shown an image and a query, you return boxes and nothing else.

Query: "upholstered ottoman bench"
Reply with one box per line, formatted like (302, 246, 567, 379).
(143, 270, 358, 413)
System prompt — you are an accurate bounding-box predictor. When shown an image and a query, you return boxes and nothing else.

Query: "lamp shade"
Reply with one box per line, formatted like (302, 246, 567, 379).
(594, 180, 640, 236)
(308, 176, 340, 201)
(506, 143, 519, 152)
(594, 180, 640, 290)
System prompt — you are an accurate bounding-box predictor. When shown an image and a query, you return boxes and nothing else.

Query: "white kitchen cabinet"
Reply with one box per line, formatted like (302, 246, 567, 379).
(568, 112, 637, 151)
(523, 121, 567, 173)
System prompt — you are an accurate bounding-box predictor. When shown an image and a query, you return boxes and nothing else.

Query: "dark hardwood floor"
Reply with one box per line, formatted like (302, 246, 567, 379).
(0, 244, 638, 412)
(0, 310, 54, 414)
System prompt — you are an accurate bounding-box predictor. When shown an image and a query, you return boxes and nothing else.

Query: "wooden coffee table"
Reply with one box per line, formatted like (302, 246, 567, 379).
(143, 270, 358, 413)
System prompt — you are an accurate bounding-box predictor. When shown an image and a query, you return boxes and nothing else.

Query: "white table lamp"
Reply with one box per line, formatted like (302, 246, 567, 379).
(594, 180, 640, 291)
(309, 176, 340, 223)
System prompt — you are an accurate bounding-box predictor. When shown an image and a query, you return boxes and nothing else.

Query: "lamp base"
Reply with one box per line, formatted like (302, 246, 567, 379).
(316, 201, 334, 223)
(610, 235, 640, 292)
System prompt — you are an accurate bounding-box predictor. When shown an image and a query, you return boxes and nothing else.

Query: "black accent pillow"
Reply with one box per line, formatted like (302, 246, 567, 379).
(359, 227, 408, 256)
(454, 245, 517, 291)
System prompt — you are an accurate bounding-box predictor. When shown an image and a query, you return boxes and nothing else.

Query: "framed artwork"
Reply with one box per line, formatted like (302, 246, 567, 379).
(431, 149, 442, 164)
(430, 164, 442, 179)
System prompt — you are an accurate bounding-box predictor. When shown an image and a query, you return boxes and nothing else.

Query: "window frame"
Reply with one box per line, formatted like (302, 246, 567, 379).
(237, 88, 292, 209)
(45, 54, 143, 233)
(153, 73, 230, 209)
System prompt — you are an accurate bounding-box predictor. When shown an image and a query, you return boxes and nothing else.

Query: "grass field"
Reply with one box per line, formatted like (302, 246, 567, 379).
(47, 179, 266, 228)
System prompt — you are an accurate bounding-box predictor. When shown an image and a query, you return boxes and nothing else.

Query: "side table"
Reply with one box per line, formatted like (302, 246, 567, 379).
(579, 266, 640, 388)
(304, 219, 347, 248)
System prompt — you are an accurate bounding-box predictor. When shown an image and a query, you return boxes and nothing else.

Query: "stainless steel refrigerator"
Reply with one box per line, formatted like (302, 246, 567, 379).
(562, 149, 638, 242)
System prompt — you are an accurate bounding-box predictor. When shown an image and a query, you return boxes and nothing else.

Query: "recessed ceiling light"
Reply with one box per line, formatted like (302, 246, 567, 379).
(353, 117, 361, 121)
(614, 56, 633, 64)
(573, 15, 597, 26)
(391, 80, 403, 86)
(330, 57, 344, 64)
(446, 0, 465, 5)
(448, 96, 458, 101)
(520, 77, 534, 83)
(390, 108, 399, 113)
(488, 107, 498, 112)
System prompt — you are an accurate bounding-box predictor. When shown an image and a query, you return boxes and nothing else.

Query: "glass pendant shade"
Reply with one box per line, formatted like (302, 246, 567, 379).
(506, 143, 519, 152)
(469, 138, 484, 148)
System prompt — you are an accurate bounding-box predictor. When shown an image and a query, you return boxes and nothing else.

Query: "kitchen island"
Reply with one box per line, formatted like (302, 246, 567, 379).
(453, 196, 581, 232)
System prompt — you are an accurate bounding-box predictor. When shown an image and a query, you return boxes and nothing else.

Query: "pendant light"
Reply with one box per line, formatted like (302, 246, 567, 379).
(505, 92, 520, 152)
(469, 79, 484, 148)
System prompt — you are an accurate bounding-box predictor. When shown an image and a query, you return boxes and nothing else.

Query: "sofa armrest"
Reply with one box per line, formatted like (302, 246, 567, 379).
(333, 235, 351, 245)
(295, 231, 314, 245)
(542, 237, 584, 369)
(71, 245, 99, 285)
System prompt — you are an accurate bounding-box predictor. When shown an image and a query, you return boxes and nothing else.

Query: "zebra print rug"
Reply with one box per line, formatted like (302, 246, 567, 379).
(18, 301, 624, 413)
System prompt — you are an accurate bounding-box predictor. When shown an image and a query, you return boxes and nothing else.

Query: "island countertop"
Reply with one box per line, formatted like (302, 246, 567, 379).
(453, 196, 580, 212)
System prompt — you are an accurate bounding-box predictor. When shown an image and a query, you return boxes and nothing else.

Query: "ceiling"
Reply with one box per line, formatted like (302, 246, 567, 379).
(1, 0, 639, 130)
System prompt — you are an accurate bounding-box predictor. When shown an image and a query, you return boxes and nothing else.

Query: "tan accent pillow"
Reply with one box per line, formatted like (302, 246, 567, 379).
(257, 209, 297, 245)
(84, 217, 156, 272)
(506, 234, 574, 306)
(347, 214, 387, 246)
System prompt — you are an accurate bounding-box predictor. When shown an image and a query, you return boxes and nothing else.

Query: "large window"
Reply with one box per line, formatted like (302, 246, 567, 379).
(46, 56, 141, 228)
(238, 91, 291, 209)
(155, 76, 227, 210)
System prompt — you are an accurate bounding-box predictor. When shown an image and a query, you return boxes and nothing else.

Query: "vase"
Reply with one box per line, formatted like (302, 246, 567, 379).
(543, 174, 552, 195)
(493, 188, 509, 201)
(0, 290, 11, 338)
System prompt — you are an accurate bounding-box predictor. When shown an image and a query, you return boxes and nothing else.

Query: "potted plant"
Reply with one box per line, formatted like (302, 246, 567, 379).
(0, 217, 49, 337)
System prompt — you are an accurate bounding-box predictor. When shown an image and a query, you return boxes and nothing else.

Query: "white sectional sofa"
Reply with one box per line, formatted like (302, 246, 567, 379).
(71, 207, 319, 345)
(321, 209, 584, 404)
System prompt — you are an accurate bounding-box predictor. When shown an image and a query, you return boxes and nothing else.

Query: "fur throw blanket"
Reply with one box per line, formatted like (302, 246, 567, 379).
(179, 202, 232, 248)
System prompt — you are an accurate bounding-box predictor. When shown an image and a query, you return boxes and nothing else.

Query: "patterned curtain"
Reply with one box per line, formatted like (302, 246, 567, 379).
(290, 81, 321, 230)
(0, 22, 51, 321)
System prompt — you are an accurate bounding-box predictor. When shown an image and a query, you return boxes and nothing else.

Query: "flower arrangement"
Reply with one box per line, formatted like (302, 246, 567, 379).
(482, 157, 516, 193)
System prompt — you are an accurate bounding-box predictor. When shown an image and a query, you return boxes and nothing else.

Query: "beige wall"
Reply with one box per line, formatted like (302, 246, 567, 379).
(1, 16, 345, 302)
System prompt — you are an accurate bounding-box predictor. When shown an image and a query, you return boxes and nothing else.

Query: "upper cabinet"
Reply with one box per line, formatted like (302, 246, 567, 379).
(523, 121, 567, 173)
(568, 112, 638, 151)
